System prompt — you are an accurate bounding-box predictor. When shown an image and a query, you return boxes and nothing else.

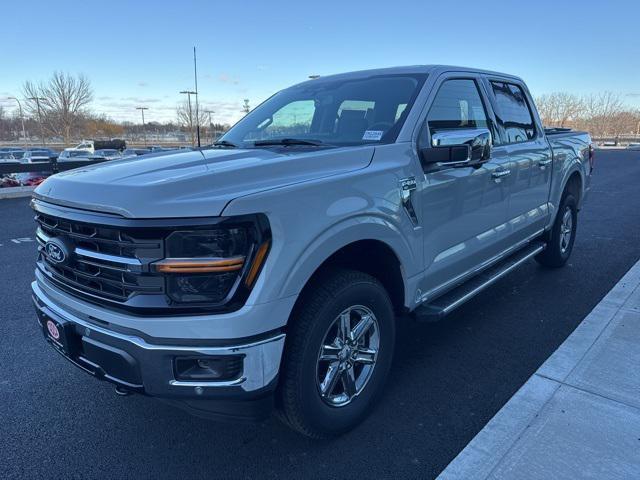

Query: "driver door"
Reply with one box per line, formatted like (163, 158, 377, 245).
(416, 76, 513, 300)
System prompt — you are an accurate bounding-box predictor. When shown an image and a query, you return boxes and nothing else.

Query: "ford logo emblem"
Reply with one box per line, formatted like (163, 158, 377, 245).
(45, 240, 67, 264)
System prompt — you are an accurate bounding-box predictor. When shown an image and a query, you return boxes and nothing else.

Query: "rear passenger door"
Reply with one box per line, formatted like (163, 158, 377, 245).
(485, 79, 552, 244)
(416, 76, 513, 299)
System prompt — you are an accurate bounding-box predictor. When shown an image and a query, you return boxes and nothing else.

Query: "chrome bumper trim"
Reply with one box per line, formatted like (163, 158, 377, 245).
(32, 280, 285, 393)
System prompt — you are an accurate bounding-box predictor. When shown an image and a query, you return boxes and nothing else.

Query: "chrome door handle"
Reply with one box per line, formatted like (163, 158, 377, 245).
(492, 169, 511, 180)
(538, 159, 552, 167)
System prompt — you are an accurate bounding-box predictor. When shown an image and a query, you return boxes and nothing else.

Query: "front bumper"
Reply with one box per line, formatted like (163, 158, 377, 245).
(32, 281, 286, 421)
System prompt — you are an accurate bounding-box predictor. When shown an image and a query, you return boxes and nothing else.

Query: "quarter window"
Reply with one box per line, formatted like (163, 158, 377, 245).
(490, 82, 536, 144)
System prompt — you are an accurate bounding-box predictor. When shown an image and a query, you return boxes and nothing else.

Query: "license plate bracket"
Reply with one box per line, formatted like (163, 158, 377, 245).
(42, 316, 78, 357)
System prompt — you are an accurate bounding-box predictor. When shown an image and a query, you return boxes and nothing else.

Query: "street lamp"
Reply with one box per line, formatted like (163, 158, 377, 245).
(204, 110, 214, 143)
(7, 97, 27, 147)
(27, 96, 46, 146)
(193, 46, 201, 148)
(136, 107, 148, 146)
(179, 90, 197, 146)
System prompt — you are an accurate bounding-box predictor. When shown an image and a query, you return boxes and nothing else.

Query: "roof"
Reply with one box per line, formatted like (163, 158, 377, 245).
(295, 65, 523, 87)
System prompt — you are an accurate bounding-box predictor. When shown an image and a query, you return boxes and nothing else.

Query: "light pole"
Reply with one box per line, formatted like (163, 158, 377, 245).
(136, 107, 148, 146)
(204, 110, 214, 143)
(7, 97, 27, 147)
(193, 46, 201, 148)
(180, 90, 197, 146)
(28, 96, 46, 146)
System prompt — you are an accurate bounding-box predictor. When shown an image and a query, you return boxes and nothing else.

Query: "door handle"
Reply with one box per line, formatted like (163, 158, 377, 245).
(538, 159, 552, 168)
(491, 169, 511, 180)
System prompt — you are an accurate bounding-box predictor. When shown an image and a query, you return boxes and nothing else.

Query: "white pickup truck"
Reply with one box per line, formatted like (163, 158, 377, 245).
(32, 65, 592, 438)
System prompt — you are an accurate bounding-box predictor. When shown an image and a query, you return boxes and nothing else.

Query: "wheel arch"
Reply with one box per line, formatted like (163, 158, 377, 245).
(564, 170, 583, 208)
(278, 218, 417, 315)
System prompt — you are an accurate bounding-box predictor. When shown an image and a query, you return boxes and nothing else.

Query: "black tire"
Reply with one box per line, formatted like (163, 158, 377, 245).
(277, 268, 396, 438)
(536, 193, 578, 268)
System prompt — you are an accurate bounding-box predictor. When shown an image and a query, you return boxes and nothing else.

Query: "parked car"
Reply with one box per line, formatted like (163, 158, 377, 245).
(20, 149, 56, 163)
(627, 143, 640, 150)
(31, 65, 593, 438)
(57, 150, 91, 162)
(67, 139, 126, 154)
(0, 152, 21, 163)
(89, 149, 122, 160)
(149, 146, 178, 152)
(121, 148, 151, 158)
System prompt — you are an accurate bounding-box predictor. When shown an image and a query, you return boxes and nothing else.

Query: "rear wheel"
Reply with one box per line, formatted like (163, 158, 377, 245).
(277, 269, 395, 438)
(536, 193, 578, 268)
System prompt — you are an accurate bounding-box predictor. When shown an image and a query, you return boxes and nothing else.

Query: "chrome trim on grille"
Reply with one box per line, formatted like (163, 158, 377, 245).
(75, 247, 142, 267)
(35, 212, 164, 304)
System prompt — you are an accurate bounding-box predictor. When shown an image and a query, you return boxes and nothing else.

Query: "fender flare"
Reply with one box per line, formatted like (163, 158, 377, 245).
(277, 214, 418, 304)
(548, 161, 585, 229)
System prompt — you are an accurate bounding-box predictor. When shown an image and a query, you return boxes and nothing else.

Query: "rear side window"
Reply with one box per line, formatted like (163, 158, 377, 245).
(490, 82, 536, 144)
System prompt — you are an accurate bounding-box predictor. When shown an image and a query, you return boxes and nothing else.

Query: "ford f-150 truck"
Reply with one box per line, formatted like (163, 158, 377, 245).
(31, 65, 593, 438)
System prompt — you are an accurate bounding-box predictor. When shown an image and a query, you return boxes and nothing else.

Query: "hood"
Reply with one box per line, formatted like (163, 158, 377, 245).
(34, 147, 374, 218)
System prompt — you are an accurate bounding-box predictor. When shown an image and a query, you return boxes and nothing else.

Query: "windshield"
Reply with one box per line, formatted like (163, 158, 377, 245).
(220, 74, 427, 148)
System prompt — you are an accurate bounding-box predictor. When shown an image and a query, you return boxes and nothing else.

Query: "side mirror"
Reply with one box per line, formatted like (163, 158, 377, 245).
(420, 128, 492, 168)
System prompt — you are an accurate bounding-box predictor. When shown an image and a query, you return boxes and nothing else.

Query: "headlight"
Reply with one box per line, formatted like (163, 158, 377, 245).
(153, 217, 270, 305)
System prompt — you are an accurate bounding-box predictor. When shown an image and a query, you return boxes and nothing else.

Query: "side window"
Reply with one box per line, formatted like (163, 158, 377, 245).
(427, 79, 489, 135)
(490, 82, 536, 144)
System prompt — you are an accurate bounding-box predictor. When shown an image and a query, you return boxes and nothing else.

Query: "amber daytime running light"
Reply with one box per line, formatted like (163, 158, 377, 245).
(155, 256, 245, 273)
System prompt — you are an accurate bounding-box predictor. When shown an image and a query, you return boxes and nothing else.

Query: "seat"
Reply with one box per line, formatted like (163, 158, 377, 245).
(337, 109, 368, 141)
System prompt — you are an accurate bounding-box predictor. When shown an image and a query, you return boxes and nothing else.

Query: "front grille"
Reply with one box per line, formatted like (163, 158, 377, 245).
(35, 211, 165, 304)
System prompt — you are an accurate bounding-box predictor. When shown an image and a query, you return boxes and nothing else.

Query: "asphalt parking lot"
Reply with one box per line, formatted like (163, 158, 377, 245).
(1, 149, 639, 480)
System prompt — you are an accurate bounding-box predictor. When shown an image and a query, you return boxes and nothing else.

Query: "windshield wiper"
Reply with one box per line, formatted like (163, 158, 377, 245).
(212, 140, 238, 148)
(253, 138, 324, 147)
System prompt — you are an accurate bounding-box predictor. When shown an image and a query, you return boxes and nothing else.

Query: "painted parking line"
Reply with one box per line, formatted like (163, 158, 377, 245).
(0, 237, 35, 248)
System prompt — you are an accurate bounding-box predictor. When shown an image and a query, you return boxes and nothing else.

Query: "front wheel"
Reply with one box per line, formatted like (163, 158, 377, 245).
(536, 193, 578, 268)
(277, 269, 395, 438)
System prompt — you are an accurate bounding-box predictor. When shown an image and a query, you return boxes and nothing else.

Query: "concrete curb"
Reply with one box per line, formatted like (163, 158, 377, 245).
(0, 186, 35, 199)
(437, 257, 640, 479)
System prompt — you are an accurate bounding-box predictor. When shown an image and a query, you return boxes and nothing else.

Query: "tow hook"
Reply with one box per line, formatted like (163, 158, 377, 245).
(115, 385, 132, 397)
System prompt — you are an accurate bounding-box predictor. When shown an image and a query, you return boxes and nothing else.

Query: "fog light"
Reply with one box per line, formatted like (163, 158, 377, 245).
(174, 355, 243, 381)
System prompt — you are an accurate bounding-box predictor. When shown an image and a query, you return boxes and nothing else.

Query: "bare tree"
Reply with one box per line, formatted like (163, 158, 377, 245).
(176, 101, 208, 145)
(23, 72, 93, 145)
(580, 91, 624, 136)
(536, 92, 584, 128)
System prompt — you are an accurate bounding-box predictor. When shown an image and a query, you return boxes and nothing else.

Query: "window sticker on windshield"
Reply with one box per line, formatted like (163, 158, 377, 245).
(362, 130, 384, 141)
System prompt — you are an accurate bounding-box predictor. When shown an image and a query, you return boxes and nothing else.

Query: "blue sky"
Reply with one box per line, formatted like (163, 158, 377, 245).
(1, 0, 638, 124)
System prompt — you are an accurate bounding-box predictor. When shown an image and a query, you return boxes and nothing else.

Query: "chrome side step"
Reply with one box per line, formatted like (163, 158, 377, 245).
(414, 242, 545, 322)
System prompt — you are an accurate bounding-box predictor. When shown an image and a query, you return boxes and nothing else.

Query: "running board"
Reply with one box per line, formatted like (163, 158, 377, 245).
(414, 242, 545, 322)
